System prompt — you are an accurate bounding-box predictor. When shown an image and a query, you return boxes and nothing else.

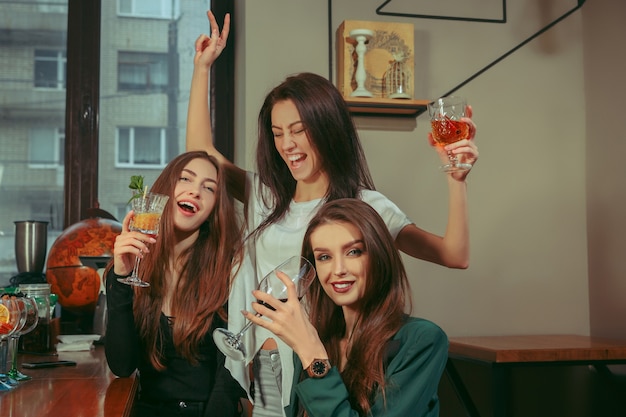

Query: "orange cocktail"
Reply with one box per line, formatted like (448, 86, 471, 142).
(131, 212, 161, 236)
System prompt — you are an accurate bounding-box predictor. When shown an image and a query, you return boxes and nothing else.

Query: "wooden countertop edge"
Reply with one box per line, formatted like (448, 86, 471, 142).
(104, 373, 139, 417)
(448, 334, 626, 364)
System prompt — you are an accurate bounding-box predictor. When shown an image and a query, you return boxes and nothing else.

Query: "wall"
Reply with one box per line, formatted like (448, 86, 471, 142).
(583, 0, 626, 341)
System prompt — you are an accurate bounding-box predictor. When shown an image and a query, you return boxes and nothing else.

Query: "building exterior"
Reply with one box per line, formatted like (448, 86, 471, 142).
(0, 0, 211, 283)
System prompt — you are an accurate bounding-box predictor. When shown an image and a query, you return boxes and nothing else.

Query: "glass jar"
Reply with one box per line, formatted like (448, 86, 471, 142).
(18, 283, 53, 353)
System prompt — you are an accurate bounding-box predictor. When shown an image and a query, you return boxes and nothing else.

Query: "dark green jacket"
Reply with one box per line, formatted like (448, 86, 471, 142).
(284, 317, 448, 417)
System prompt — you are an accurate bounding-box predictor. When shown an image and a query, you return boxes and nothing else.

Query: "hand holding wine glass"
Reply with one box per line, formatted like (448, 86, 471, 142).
(245, 265, 325, 358)
(117, 191, 169, 287)
(212, 256, 316, 361)
(428, 96, 476, 173)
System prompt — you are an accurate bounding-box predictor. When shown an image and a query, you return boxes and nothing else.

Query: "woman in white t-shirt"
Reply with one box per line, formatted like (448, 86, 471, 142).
(187, 11, 478, 417)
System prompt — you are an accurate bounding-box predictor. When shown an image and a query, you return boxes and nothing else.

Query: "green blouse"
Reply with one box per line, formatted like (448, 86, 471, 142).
(284, 317, 448, 417)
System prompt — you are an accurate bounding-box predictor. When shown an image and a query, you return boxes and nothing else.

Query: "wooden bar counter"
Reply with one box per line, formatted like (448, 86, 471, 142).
(0, 345, 137, 417)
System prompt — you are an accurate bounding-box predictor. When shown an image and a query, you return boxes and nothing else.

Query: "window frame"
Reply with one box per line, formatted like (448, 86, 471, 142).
(117, 51, 169, 92)
(34, 49, 67, 90)
(115, 126, 168, 168)
(117, 0, 181, 20)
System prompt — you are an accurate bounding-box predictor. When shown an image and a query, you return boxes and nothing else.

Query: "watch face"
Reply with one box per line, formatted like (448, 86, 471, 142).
(309, 359, 329, 378)
(312, 360, 326, 375)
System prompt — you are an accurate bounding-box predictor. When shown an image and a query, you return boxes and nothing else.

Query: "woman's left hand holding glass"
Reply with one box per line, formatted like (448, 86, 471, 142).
(243, 272, 327, 367)
(428, 104, 479, 181)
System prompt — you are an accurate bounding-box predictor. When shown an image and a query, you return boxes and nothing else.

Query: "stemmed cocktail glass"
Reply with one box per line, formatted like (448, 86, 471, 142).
(7, 296, 38, 381)
(0, 298, 25, 391)
(118, 191, 169, 287)
(213, 256, 316, 361)
(428, 96, 473, 173)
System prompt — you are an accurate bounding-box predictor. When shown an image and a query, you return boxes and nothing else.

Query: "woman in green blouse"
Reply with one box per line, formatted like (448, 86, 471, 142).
(244, 198, 449, 417)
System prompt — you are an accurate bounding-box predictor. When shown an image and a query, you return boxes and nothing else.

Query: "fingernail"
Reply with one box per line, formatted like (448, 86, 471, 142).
(240, 310, 248, 316)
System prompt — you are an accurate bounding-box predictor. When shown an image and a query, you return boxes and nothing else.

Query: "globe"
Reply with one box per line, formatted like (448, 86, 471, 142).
(46, 217, 121, 314)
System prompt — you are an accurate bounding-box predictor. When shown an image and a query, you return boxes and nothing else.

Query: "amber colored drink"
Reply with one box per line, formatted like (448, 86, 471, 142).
(431, 117, 470, 146)
(131, 212, 161, 235)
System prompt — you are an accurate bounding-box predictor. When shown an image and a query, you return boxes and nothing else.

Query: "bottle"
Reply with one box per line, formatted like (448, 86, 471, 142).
(18, 283, 53, 353)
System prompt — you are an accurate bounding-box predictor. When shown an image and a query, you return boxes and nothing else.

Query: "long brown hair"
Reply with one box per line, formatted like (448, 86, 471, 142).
(133, 151, 243, 369)
(301, 198, 411, 414)
(253, 73, 375, 237)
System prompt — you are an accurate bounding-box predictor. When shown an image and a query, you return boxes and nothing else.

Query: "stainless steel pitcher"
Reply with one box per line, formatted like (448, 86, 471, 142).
(14, 220, 49, 274)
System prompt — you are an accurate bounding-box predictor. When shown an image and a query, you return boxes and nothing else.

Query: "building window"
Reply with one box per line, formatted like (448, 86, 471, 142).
(116, 127, 166, 168)
(34, 50, 66, 89)
(37, 0, 68, 13)
(29, 128, 65, 168)
(118, 0, 180, 19)
(118, 52, 168, 92)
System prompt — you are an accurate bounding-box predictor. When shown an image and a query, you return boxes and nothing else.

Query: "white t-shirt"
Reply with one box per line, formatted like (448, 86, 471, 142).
(226, 172, 413, 406)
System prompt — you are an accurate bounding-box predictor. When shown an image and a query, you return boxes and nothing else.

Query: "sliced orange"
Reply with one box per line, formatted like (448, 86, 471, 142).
(0, 303, 9, 324)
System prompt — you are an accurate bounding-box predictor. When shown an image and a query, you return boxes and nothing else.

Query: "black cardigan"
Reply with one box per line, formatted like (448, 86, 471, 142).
(104, 269, 245, 416)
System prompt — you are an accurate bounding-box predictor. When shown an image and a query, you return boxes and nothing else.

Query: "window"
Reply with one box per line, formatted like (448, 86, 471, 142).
(34, 50, 66, 89)
(118, 0, 180, 19)
(116, 127, 167, 168)
(37, 0, 68, 13)
(28, 128, 65, 168)
(118, 52, 168, 92)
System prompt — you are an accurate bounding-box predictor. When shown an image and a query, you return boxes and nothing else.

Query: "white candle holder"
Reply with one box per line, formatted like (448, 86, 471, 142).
(349, 28, 375, 97)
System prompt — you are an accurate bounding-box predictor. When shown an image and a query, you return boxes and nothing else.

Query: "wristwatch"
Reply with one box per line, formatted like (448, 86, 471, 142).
(306, 358, 331, 378)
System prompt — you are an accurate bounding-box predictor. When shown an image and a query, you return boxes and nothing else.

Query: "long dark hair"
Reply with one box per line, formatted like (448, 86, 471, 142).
(253, 73, 375, 236)
(133, 151, 243, 369)
(301, 198, 411, 415)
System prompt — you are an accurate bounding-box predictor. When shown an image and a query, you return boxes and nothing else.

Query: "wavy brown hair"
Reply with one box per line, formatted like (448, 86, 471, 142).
(301, 198, 412, 415)
(132, 151, 243, 370)
(253, 72, 375, 238)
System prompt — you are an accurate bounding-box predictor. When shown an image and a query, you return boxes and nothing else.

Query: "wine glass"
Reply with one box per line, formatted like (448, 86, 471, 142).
(118, 191, 170, 287)
(213, 256, 316, 361)
(428, 96, 473, 173)
(0, 298, 25, 391)
(7, 296, 38, 381)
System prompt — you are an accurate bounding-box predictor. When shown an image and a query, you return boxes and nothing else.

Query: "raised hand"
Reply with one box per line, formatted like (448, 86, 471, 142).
(193, 11, 230, 69)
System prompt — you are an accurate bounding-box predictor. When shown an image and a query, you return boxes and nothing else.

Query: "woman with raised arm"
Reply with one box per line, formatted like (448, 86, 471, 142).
(187, 11, 476, 417)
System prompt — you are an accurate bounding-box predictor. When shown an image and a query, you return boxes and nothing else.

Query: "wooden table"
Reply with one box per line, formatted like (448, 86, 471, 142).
(445, 334, 626, 417)
(0, 345, 137, 417)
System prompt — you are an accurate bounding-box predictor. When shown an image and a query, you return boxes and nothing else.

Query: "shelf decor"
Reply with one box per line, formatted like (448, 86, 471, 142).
(336, 20, 424, 116)
(337, 20, 415, 99)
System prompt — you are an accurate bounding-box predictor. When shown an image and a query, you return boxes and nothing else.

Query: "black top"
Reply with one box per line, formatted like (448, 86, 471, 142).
(104, 270, 245, 415)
